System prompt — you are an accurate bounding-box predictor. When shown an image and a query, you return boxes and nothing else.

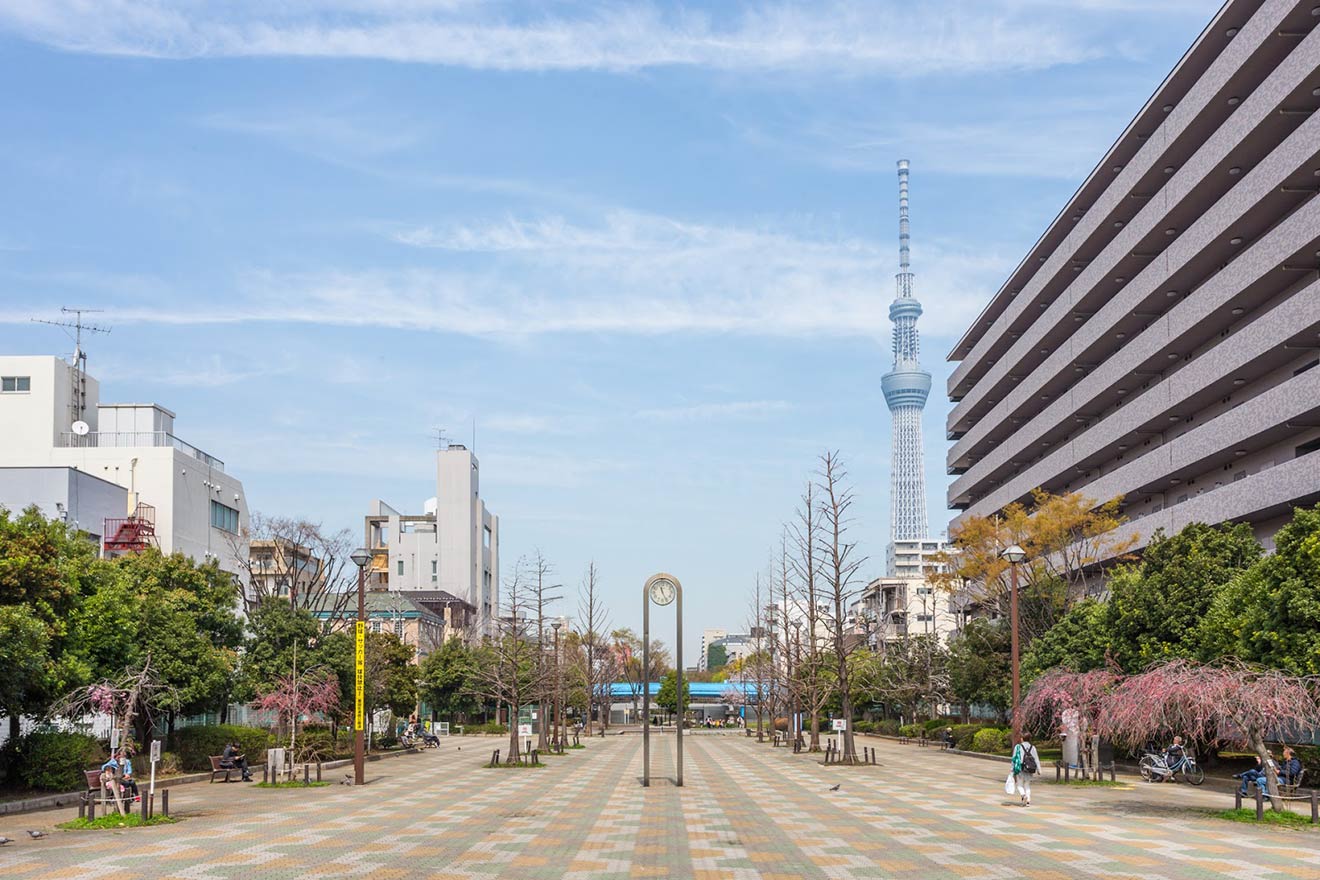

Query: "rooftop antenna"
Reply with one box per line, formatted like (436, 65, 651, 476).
(432, 427, 449, 450)
(32, 307, 110, 425)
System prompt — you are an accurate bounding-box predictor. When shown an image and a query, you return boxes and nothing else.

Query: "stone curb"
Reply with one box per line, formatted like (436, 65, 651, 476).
(0, 747, 421, 817)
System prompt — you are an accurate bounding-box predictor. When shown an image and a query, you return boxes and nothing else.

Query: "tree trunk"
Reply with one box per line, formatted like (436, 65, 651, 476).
(1250, 734, 1283, 811)
(8, 714, 20, 742)
(507, 702, 520, 764)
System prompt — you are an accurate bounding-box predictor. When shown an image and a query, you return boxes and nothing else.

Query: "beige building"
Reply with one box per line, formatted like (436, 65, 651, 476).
(314, 591, 448, 662)
(946, 0, 1320, 560)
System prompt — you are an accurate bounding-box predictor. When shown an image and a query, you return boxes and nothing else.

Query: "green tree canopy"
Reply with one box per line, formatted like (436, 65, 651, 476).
(1021, 599, 1109, 680)
(418, 637, 482, 720)
(1103, 522, 1261, 671)
(1202, 505, 1320, 674)
(706, 643, 728, 671)
(656, 670, 689, 717)
(947, 618, 1012, 718)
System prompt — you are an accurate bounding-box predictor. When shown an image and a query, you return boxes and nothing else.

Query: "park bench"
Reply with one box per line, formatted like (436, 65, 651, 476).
(208, 755, 241, 783)
(1279, 768, 1307, 797)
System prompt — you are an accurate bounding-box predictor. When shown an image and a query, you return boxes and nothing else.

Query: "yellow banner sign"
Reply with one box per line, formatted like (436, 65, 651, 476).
(355, 621, 365, 730)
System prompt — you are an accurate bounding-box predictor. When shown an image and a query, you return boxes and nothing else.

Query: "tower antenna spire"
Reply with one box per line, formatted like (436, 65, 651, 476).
(32, 307, 111, 425)
(881, 160, 931, 557)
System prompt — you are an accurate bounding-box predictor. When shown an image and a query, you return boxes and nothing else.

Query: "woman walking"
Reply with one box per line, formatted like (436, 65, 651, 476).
(1012, 733, 1041, 807)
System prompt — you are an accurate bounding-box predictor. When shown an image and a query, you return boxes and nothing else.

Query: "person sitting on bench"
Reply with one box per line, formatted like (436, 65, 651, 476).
(1235, 754, 1276, 796)
(114, 749, 140, 800)
(221, 741, 253, 781)
(1280, 748, 1303, 787)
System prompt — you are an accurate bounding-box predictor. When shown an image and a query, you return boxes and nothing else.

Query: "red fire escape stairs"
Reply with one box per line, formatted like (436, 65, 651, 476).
(103, 503, 159, 555)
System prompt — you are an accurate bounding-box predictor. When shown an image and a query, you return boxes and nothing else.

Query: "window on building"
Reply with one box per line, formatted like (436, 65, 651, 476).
(209, 500, 239, 533)
(483, 526, 492, 549)
(1, 376, 31, 393)
(394, 619, 405, 638)
(916, 587, 932, 595)
(916, 613, 933, 622)
(370, 620, 382, 634)
(397, 559, 404, 576)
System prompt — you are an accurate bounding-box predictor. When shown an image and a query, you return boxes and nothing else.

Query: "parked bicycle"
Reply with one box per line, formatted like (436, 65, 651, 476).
(1140, 750, 1205, 785)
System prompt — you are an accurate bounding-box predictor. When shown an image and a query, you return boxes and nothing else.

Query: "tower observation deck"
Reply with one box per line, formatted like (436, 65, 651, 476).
(881, 159, 931, 543)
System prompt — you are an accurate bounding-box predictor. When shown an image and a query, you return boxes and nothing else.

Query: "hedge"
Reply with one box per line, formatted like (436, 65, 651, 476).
(171, 725, 271, 772)
(971, 727, 1010, 754)
(0, 731, 105, 791)
(951, 724, 988, 751)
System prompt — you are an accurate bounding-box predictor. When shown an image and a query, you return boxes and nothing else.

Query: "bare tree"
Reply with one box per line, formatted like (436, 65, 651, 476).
(789, 479, 829, 751)
(817, 450, 866, 764)
(746, 574, 772, 741)
(576, 561, 614, 736)
(52, 655, 177, 755)
(528, 550, 562, 752)
(469, 559, 552, 764)
(230, 513, 357, 623)
(775, 528, 798, 744)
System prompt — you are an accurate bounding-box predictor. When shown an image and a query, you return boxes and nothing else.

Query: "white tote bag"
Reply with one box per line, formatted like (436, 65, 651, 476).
(1004, 771, 1015, 795)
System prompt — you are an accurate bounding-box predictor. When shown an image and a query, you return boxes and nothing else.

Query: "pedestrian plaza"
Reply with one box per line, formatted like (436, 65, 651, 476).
(2, 735, 1316, 879)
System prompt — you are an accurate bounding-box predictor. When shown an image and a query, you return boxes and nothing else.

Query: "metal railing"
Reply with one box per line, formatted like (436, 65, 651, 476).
(58, 431, 225, 471)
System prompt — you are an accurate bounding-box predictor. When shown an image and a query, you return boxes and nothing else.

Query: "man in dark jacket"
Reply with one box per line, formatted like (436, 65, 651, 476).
(221, 742, 253, 782)
(1280, 748, 1303, 786)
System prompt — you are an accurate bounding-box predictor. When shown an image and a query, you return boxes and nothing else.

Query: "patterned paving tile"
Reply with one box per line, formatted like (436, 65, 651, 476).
(2, 735, 1319, 879)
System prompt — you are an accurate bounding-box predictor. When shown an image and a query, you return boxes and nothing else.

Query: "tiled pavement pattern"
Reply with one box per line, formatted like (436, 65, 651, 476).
(2, 735, 1319, 879)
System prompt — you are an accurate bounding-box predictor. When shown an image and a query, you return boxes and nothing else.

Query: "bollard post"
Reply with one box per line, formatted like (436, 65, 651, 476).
(1255, 787, 1264, 821)
(1311, 789, 1318, 824)
(88, 795, 96, 822)
(263, 764, 269, 784)
(162, 789, 170, 818)
(317, 762, 322, 782)
(1065, 765, 1071, 783)
(140, 791, 149, 821)
(304, 764, 310, 785)
(1235, 790, 1242, 811)
(148, 792, 154, 819)
(79, 796, 87, 821)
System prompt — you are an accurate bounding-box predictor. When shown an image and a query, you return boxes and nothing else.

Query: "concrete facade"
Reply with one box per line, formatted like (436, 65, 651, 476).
(0, 466, 127, 546)
(364, 445, 499, 639)
(0, 355, 249, 574)
(852, 577, 965, 649)
(946, 0, 1320, 557)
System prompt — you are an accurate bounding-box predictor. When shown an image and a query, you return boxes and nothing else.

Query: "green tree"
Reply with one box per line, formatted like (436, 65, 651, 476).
(322, 630, 420, 723)
(235, 601, 325, 701)
(1104, 522, 1261, 671)
(656, 670, 689, 719)
(1202, 505, 1320, 674)
(706, 643, 728, 671)
(1021, 600, 1109, 681)
(418, 637, 481, 721)
(947, 618, 1012, 721)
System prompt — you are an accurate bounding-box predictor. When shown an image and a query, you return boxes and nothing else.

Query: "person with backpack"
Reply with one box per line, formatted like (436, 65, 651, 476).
(1012, 733, 1041, 807)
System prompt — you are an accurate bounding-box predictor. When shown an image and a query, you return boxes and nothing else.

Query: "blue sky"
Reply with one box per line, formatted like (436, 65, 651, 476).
(0, 0, 1217, 655)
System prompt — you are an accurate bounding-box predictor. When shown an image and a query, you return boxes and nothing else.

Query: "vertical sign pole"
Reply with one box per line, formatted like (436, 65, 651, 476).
(355, 620, 366, 784)
(642, 584, 650, 787)
(676, 582, 683, 787)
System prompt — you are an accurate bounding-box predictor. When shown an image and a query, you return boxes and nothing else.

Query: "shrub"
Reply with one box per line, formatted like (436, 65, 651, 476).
(876, 720, 900, 736)
(773, 717, 789, 732)
(461, 722, 509, 735)
(971, 727, 1010, 754)
(291, 726, 349, 763)
(854, 720, 876, 734)
(171, 725, 271, 772)
(0, 731, 105, 791)
(898, 724, 924, 739)
(951, 724, 987, 751)
(158, 751, 182, 776)
(923, 717, 956, 731)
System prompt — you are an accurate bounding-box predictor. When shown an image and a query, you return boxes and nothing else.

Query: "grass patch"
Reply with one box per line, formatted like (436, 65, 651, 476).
(568, 744, 587, 750)
(254, 780, 331, 789)
(1210, 808, 1316, 829)
(1045, 778, 1130, 788)
(58, 813, 178, 831)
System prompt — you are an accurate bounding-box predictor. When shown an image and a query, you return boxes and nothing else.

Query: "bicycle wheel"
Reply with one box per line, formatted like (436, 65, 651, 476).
(1139, 755, 1158, 782)
(1185, 763, 1205, 785)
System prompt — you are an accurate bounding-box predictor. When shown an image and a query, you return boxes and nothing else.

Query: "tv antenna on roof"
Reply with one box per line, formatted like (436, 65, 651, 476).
(32, 307, 110, 425)
(432, 427, 449, 450)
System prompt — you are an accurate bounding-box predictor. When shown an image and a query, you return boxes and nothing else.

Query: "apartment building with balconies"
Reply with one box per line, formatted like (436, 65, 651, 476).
(946, 0, 1320, 559)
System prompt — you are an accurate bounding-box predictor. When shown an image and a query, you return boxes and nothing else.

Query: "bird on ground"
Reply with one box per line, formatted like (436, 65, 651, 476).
(828, 784, 841, 792)
(341, 775, 354, 786)
(26, 830, 47, 839)
(0, 836, 12, 846)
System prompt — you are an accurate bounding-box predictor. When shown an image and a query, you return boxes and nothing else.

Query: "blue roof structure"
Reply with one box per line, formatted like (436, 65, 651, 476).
(607, 681, 762, 699)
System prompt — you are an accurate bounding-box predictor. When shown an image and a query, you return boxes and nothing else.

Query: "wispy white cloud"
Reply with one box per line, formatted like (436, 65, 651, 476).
(635, 400, 793, 422)
(0, 1, 1112, 76)
(3, 208, 1013, 342)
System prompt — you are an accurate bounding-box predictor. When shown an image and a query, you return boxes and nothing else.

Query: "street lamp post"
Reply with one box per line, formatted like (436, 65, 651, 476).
(551, 621, 563, 750)
(350, 547, 371, 786)
(1000, 544, 1027, 745)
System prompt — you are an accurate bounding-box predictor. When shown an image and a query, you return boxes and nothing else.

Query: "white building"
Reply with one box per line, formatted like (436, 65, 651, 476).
(852, 576, 967, 649)
(0, 355, 249, 574)
(699, 628, 727, 671)
(364, 444, 499, 639)
(886, 538, 949, 579)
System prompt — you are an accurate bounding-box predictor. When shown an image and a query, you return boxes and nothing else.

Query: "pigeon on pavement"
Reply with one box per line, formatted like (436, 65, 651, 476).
(26, 830, 47, 839)
(828, 784, 841, 791)
(0, 836, 12, 846)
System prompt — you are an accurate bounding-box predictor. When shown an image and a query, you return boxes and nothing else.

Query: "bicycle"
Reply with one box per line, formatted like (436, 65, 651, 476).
(1139, 751, 1205, 785)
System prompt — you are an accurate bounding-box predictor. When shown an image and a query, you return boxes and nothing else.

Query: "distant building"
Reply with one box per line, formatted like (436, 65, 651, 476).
(0, 354, 249, 575)
(886, 538, 949, 579)
(364, 445, 499, 639)
(0, 465, 126, 548)
(946, 0, 1320, 562)
(699, 628, 727, 671)
(248, 538, 323, 606)
(851, 576, 968, 649)
(314, 591, 447, 662)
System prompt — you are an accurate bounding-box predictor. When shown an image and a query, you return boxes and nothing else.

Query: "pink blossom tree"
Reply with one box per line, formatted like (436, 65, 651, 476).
(1022, 667, 1121, 776)
(1097, 659, 1320, 808)
(251, 650, 341, 763)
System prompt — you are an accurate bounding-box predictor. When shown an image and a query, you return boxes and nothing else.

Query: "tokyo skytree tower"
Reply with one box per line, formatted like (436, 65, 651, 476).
(881, 159, 932, 542)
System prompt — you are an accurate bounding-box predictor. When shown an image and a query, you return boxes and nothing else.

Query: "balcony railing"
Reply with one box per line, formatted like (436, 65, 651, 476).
(59, 431, 225, 472)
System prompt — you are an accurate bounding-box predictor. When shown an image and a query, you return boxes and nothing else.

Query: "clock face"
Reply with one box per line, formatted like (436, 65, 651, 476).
(649, 578, 676, 606)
